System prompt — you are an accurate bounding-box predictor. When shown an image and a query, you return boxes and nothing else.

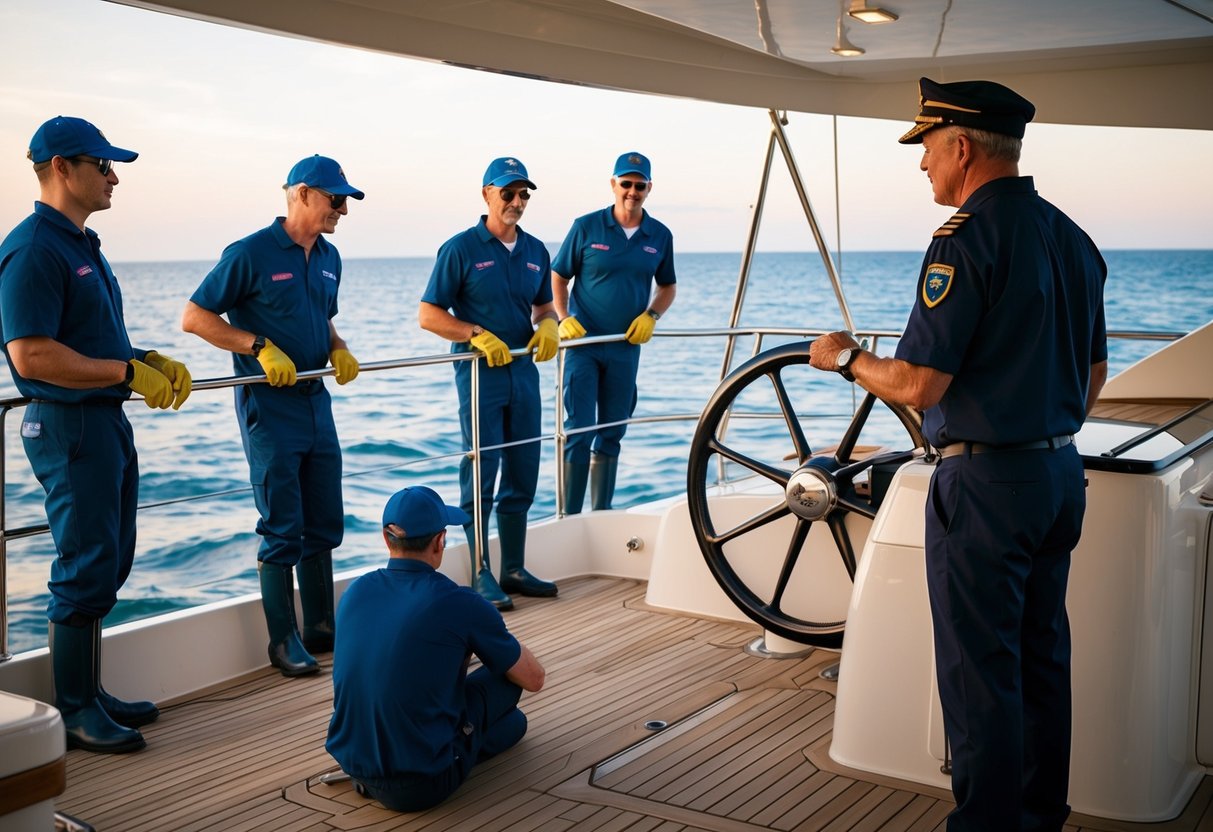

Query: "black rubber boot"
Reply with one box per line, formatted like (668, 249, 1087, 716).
(562, 460, 590, 515)
(50, 620, 146, 753)
(296, 550, 335, 653)
(497, 512, 557, 597)
(259, 562, 319, 676)
(590, 454, 619, 511)
(92, 620, 159, 728)
(465, 523, 513, 611)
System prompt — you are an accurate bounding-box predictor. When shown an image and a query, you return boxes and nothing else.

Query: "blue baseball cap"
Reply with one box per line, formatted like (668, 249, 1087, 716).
(382, 486, 469, 538)
(28, 116, 138, 165)
(483, 157, 537, 189)
(613, 151, 651, 179)
(285, 155, 365, 199)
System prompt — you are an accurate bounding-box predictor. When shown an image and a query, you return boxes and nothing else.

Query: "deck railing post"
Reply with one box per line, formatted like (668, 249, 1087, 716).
(469, 356, 485, 577)
(554, 346, 567, 516)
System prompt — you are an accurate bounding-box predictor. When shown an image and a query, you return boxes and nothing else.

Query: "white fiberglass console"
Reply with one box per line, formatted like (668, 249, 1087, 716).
(832, 401, 1213, 821)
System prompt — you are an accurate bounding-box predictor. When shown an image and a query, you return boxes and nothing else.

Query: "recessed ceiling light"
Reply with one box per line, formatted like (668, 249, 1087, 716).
(848, 0, 898, 24)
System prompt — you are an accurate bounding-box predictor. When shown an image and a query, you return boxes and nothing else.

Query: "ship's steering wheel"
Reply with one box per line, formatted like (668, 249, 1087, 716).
(686, 341, 926, 646)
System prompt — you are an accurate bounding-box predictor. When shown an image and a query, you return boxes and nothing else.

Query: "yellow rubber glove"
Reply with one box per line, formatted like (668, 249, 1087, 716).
(558, 316, 586, 340)
(527, 317, 559, 363)
(470, 328, 513, 367)
(625, 311, 657, 345)
(127, 359, 174, 409)
(329, 348, 360, 385)
(142, 350, 192, 410)
(257, 338, 297, 387)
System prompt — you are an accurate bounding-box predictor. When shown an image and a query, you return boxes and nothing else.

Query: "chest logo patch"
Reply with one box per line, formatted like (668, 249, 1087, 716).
(643, 246, 658, 254)
(923, 263, 955, 308)
(591, 243, 610, 251)
(75, 265, 93, 277)
(474, 260, 495, 271)
(322, 270, 337, 280)
(526, 262, 541, 272)
(271, 272, 294, 282)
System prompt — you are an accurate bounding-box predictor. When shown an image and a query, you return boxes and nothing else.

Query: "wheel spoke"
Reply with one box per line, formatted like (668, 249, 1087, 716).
(827, 513, 858, 579)
(707, 436, 792, 486)
(835, 492, 877, 520)
(769, 517, 812, 611)
(770, 369, 811, 464)
(836, 391, 877, 463)
(710, 500, 791, 546)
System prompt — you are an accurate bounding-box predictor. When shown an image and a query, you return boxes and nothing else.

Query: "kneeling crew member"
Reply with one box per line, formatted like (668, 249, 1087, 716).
(326, 486, 546, 812)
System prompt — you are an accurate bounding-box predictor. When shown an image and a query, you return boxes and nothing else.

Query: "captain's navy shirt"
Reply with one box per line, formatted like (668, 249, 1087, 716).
(895, 177, 1107, 447)
(0, 202, 141, 403)
(326, 558, 522, 779)
(421, 217, 552, 351)
(552, 207, 676, 335)
(191, 218, 340, 375)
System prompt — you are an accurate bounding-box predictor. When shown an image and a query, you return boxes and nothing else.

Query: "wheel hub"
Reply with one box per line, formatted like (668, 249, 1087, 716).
(785, 466, 836, 521)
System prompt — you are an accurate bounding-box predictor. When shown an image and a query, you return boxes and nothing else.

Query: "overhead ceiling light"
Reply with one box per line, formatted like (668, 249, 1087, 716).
(848, 0, 898, 24)
(831, 16, 865, 57)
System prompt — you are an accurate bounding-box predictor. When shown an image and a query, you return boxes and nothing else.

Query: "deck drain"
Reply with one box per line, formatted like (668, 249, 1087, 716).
(643, 720, 667, 731)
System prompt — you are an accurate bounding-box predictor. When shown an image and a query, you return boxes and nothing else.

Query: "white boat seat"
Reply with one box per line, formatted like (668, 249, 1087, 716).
(0, 691, 66, 832)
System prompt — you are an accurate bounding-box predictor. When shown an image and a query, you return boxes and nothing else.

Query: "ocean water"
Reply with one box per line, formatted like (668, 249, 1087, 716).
(2, 250, 1210, 653)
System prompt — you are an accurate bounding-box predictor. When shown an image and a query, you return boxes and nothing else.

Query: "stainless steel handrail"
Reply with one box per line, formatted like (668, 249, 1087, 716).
(0, 326, 1190, 659)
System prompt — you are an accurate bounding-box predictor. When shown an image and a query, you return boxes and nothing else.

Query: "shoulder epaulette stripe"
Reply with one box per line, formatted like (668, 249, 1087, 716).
(932, 212, 972, 238)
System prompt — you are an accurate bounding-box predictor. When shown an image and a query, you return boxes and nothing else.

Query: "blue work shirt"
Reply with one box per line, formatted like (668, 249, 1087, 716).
(0, 202, 142, 403)
(191, 218, 340, 375)
(895, 177, 1107, 447)
(421, 217, 552, 350)
(552, 207, 676, 336)
(326, 558, 522, 779)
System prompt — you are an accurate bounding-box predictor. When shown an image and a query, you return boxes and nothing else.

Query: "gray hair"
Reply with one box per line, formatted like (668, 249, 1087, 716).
(940, 124, 1022, 163)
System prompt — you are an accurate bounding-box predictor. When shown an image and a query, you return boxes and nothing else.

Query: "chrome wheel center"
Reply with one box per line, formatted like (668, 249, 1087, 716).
(785, 466, 836, 521)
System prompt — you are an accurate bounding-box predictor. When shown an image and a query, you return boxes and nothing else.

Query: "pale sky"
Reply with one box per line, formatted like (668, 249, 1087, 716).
(2, 0, 1210, 262)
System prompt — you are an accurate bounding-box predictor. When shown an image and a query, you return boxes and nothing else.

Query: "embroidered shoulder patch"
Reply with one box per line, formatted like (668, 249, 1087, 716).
(923, 263, 955, 308)
(932, 212, 971, 238)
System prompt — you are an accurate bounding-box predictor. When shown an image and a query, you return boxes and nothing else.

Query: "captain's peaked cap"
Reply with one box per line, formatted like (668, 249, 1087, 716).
(898, 77, 1036, 144)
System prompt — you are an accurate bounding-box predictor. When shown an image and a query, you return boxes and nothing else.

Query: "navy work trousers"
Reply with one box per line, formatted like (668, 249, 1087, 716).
(355, 667, 526, 812)
(926, 444, 1085, 832)
(236, 382, 344, 566)
(561, 340, 640, 463)
(23, 401, 137, 623)
(455, 357, 540, 531)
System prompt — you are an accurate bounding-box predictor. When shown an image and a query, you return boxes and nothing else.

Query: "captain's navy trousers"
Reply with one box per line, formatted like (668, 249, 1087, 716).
(236, 381, 343, 567)
(925, 444, 1085, 832)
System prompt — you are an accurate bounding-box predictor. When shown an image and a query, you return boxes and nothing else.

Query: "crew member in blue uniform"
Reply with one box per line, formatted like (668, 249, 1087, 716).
(0, 116, 193, 753)
(182, 155, 363, 677)
(551, 152, 677, 513)
(809, 79, 1107, 831)
(419, 157, 560, 610)
(326, 486, 545, 812)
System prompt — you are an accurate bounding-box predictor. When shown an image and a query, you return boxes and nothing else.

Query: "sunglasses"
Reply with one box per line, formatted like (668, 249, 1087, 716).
(312, 188, 348, 210)
(499, 187, 531, 203)
(72, 156, 114, 176)
(618, 179, 648, 192)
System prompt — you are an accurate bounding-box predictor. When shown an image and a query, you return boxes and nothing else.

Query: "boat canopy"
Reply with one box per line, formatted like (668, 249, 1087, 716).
(110, 0, 1213, 130)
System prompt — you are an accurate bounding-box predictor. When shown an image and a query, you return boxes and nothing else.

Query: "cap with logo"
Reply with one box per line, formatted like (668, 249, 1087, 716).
(382, 486, 470, 539)
(285, 155, 365, 199)
(613, 151, 651, 179)
(898, 77, 1036, 145)
(483, 157, 537, 189)
(28, 116, 138, 164)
